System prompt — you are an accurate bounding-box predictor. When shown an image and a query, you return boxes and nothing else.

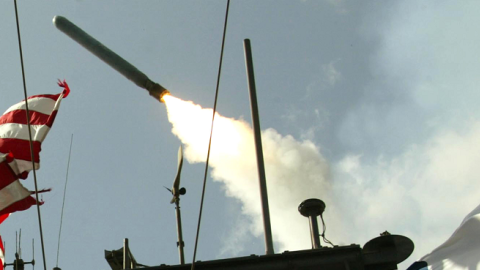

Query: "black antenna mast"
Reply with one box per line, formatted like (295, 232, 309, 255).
(5, 231, 34, 270)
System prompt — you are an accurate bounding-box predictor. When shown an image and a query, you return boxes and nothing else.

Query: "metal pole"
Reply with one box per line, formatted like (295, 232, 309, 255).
(123, 238, 130, 269)
(309, 216, 321, 249)
(175, 199, 185, 265)
(298, 199, 325, 249)
(243, 39, 275, 255)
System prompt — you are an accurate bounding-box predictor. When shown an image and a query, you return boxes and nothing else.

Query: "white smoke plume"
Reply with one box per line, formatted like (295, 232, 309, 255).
(163, 95, 331, 252)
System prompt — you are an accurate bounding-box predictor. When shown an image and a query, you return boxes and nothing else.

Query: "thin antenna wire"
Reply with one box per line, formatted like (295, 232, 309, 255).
(32, 238, 35, 270)
(190, 1, 230, 269)
(19, 229, 21, 258)
(13, 2, 48, 270)
(56, 134, 74, 267)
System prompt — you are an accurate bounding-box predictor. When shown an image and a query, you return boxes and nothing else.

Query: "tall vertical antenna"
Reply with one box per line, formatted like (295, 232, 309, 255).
(18, 230, 21, 258)
(56, 134, 74, 268)
(243, 39, 275, 255)
(31, 239, 34, 270)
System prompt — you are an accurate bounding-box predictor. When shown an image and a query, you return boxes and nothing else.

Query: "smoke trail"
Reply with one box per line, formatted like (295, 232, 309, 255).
(163, 95, 331, 251)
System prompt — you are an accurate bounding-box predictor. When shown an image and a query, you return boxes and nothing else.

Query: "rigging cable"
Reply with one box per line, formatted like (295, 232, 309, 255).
(13, 1, 48, 270)
(56, 134, 74, 267)
(190, 1, 230, 269)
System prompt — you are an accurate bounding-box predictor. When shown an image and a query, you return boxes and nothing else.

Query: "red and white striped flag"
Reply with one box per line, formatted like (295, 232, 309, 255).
(0, 153, 43, 216)
(0, 235, 4, 270)
(0, 80, 70, 175)
(0, 214, 8, 270)
(0, 214, 8, 225)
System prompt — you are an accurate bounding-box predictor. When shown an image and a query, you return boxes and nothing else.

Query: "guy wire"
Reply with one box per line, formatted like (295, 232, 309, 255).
(13, 1, 48, 270)
(190, 1, 230, 269)
(56, 134, 74, 267)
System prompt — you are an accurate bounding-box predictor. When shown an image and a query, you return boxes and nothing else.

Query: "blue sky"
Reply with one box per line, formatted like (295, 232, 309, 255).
(1, 1, 480, 270)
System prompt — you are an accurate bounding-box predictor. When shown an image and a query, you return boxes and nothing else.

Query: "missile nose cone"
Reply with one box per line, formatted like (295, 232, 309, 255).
(52, 15, 66, 27)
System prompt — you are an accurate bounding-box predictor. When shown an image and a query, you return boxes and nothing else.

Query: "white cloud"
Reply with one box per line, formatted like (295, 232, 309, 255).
(324, 0, 349, 14)
(333, 121, 480, 266)
(306, 60, 342, 97)
(332, 2, 480, 267)
(323, 61, 342, 86)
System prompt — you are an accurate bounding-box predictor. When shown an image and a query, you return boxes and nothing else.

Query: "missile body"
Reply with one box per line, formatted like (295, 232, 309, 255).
(53, 16, 169, 101)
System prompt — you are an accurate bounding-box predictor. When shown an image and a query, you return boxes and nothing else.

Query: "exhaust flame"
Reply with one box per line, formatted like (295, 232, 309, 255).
(163, 95, 333, 253)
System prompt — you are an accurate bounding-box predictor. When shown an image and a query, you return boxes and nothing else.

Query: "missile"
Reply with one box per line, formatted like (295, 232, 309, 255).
(53, 16, 169, 102)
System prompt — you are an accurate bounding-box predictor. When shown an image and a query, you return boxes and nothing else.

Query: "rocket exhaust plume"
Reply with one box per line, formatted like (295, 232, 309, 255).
(53, 16, 169, 102)
(162, 95, 332, 253)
